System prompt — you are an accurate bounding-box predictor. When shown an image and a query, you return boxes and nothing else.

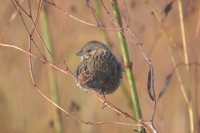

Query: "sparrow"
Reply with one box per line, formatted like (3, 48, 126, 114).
(75, 40, 123, 94)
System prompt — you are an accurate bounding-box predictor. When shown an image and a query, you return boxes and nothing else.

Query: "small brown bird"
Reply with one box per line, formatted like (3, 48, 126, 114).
(75, 41, 123, 95)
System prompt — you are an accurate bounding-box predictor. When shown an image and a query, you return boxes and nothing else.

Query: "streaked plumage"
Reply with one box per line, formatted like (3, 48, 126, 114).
(76, 41, 123, 94)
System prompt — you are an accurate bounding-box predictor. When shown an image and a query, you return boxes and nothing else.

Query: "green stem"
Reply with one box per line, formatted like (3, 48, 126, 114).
(112, 0, 145, 132)
(39, 7, 62, 133)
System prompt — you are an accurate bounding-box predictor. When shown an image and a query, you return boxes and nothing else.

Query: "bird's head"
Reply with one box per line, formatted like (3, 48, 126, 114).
(76, 40, 109, 61)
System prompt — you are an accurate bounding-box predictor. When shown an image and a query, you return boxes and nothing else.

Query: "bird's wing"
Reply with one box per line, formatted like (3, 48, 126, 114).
(76, 60, 92, 88)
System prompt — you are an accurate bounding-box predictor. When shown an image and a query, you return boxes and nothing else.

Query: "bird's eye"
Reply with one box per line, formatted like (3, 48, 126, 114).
(87, 49, 91, 53)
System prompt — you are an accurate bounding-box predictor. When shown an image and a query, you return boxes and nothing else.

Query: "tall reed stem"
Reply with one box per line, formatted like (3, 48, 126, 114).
(112, 0, 145, 132)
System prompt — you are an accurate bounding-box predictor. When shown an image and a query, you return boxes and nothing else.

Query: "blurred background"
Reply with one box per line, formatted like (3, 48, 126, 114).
(0, 0, 199, 133)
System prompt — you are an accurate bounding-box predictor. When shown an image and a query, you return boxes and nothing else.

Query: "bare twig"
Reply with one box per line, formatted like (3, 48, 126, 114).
(0, 41, 157, 133)
(44, 0, 127, 31)
(0, 43, 74, 77)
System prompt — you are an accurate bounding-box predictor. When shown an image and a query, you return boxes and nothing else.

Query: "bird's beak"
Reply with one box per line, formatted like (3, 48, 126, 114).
(76, 49, 83, 56)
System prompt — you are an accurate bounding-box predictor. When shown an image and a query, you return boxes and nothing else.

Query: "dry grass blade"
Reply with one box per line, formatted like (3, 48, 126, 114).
(177, 0, 189, 68)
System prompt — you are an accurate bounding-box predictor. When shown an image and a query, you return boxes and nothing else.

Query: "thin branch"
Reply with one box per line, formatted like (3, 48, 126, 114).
(0, 42, 157, 133)
(0, 43, 74, 77)
(44, 0, 127, 31)
(44, 0, 97, 27)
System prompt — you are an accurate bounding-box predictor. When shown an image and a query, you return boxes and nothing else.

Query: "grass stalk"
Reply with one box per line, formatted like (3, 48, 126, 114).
(39, 6, 62, 133)
(177, 0, 189, 69)
(112, 0, 145, 132)
(177, 0, 195, 132)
